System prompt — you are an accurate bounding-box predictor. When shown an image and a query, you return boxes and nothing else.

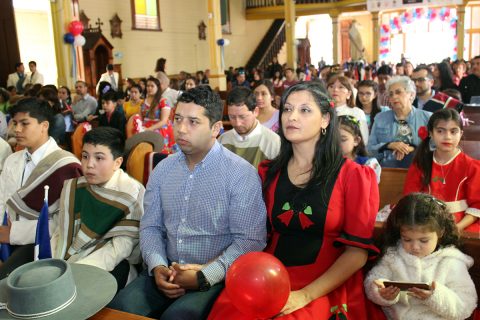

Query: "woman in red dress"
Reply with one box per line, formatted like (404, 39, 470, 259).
(141, 76, 176, 154)
(209, 82, 384, 319)
(403, 108, 480, 232)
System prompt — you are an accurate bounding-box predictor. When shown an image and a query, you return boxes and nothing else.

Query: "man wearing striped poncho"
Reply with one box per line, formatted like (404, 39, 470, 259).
(0, 98, 82, 278)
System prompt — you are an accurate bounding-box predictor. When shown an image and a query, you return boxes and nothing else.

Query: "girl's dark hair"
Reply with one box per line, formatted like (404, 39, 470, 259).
(59, 86, 71, 105)
(0, 88, 10, 103)
(326, 75, 355, 107)
(253, 79, 276, 108)
(37, 87, 62, 114)
(338, 115, 368, 157)
(263, 81, 344, 206)
(436, 62, 457, 92)
(413, 108, 463, 187)
(253, 79, 274, 96)
(356, 80, 380, 127)
(155, 58, 166, 73)
(146, 76, 163, 118)
(130, 84, 142, 93)
(382, 193, 460, 253)
(272, 70, 282, 81)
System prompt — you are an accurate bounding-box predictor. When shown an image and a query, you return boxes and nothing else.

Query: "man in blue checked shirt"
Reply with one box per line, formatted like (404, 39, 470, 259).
(110, 86, 267, 319)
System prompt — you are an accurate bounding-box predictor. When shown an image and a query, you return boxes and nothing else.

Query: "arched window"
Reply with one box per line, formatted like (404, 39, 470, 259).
(130, 0, 161, 31)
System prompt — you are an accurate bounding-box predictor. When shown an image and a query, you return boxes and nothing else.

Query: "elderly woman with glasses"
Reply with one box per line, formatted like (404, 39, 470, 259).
(367, 76, 432, 168)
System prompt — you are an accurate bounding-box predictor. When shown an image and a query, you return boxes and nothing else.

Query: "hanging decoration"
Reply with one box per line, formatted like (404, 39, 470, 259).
(379, 6, 458, 61)
(216, 38, 231, 70)
(63, 20, 86, 81)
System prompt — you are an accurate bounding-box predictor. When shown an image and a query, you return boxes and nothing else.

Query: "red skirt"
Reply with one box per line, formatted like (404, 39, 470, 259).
(208, 270, 386, 320)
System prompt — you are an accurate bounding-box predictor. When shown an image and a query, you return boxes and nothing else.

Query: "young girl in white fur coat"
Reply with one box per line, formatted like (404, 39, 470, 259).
(364, 193, 477, 320)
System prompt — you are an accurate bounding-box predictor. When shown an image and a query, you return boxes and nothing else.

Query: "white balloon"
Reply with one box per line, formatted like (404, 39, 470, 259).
(74, 35, 86, 47)
(223, 38, 230, 46)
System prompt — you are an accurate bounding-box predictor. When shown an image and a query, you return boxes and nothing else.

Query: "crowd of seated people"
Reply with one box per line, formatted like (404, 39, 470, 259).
(0, 54, 479, 319)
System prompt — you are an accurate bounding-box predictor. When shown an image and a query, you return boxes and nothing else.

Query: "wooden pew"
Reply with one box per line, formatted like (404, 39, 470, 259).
(378, 168, 408, 208)
(90, 308, 154, 320)
(463, 126, 480, 141)
(461, 140, 480, 160)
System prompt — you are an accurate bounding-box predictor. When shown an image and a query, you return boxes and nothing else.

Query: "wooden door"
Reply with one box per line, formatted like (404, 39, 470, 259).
(340, 20, 352, 63)
(0, 0, 21, 88)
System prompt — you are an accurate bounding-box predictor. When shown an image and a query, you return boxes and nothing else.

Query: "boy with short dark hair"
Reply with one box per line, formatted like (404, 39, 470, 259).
(51, 127, 144, 288)
(97, 91, 127, 138)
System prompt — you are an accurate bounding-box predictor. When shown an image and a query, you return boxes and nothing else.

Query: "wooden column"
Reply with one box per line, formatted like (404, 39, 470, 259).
(330, 10, 340, 65)
(284, 0, 296, 69)
(456, 4, 466, 60)
(372, 11, 380, 63)
(50, 0, 74, 87)
(207, 0, 226, 91)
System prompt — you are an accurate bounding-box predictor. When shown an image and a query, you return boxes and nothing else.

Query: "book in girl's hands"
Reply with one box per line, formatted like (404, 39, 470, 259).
(383, 281, 431, 291)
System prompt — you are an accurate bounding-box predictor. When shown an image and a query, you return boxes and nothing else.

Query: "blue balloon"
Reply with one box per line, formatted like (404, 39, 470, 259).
(412, 11, 417, 19)
(216, 39, 225, 46)
(63, 32, 74, 44)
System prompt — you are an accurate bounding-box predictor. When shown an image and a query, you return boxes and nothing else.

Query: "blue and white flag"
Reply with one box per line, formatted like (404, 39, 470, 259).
(0, 212, 11, 262)
(34, 187, 52, 260)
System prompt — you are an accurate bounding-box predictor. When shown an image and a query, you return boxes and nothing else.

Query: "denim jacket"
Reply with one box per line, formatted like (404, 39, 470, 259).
(367, 108, 431, 168)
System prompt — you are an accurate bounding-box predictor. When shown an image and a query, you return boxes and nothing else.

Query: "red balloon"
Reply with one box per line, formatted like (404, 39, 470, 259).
(68, 21, 84, 36)
(226, 252, 290, 319)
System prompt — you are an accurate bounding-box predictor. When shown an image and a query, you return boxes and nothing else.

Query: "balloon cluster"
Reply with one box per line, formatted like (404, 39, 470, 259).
(379, 7, 458, 60)
(216, 38, 230, 46)
(63, 21, 85, 47)
(379, 23, 390, 59)
(226, 252, 290, 319)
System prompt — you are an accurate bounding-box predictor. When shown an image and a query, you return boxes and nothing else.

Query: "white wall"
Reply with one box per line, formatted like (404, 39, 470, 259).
(296, 15, 334, 66)
(13, 0, 58, 85)
(78, 0, 272, 78)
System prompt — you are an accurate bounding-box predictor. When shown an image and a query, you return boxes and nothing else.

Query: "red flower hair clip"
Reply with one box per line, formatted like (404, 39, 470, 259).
(329, 100, 335, 108)
(418, 126, 428, 141)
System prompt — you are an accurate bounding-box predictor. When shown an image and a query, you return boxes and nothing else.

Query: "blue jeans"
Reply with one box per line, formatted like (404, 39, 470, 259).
(108, 270, 224, 320)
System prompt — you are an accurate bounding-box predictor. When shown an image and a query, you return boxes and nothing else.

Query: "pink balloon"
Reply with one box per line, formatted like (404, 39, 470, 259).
(68, 21, 84, 36)
(226, 252, 290, 319)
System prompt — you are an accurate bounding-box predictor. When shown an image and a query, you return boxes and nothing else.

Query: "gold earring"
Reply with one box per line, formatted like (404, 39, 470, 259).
(321, 127, 326, 135)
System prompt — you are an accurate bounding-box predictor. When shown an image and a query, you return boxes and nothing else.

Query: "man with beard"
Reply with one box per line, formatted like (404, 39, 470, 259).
(218, 86, 280, 168)
(459, 55, 480, 104)
(376, 65, 393, 108)
(412, 65, 462, 112)
(109, 86, 267, 319)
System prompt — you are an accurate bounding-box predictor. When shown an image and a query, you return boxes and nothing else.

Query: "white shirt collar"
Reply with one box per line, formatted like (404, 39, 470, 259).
(26, 137, 55, 166)
(232, 120, 261, 142)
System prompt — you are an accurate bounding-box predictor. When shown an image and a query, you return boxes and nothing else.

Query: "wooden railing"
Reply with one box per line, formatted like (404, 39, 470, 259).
(246, 19, 286, 71)
(246, 0, 339, 9)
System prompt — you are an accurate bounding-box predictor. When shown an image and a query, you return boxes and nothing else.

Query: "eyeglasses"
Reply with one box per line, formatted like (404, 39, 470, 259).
(358, 91, 373, 97)
(411, 77, 430, 83)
